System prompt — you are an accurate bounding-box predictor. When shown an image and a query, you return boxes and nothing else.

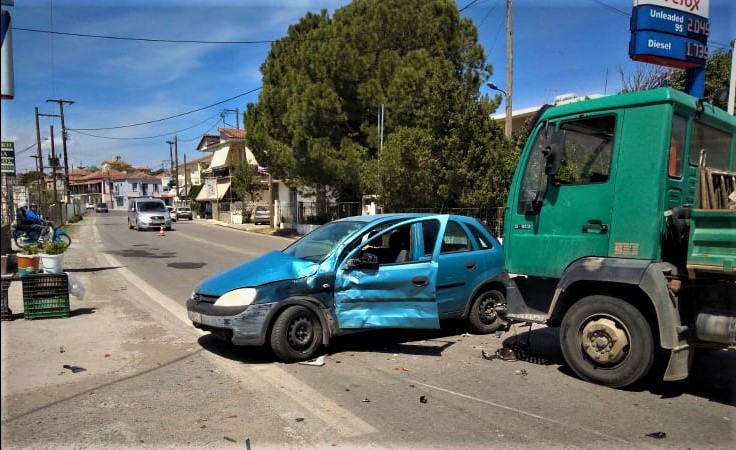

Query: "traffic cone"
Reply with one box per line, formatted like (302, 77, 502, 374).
(159, 225, 166, 236)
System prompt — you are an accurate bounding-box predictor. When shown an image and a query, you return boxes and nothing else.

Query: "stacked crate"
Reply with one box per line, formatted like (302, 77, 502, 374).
(21, 273, 70, 320)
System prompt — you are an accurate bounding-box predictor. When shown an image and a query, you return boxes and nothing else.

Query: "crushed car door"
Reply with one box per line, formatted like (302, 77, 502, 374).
(333, 216, 445, 329)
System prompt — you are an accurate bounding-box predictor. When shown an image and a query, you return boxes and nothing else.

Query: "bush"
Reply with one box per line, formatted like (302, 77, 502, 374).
(42, 240, 68, 255)
(22, 244, 41, 255)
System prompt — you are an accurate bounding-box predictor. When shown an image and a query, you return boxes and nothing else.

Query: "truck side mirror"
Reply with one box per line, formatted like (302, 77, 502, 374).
(543, 130, 565, 176)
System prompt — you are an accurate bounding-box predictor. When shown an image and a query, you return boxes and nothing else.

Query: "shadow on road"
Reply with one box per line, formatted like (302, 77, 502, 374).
(506, 326, 736, 406)
(65, 266, 121, 273)
(197, 334, 276, 364)
(649, 349, 736, 407)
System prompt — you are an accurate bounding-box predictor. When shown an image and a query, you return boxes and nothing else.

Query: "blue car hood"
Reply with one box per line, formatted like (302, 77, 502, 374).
(196, 251, 319, 296)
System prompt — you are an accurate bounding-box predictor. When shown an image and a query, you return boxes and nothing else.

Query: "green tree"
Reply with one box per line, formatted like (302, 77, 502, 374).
(231, 163, 264, 221)
(246, 0, 507, 210)
(668, 47, 734, 110)
(619, 46, 734, 111)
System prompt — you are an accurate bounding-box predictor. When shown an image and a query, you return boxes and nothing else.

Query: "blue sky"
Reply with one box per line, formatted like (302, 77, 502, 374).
(1, 0, 734, 174)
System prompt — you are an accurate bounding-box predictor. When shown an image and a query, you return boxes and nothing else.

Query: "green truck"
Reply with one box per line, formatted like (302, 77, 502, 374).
(501, 87, 735, 388)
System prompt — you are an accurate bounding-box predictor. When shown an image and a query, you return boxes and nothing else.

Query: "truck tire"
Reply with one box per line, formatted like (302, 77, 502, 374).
(270, 305, 323, 362)
(560, 295, 654, 388)
(468, 289, 508, 334)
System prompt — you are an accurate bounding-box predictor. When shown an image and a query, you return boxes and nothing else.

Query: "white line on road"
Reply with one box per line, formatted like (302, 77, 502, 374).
(92, 217, 376, 439)
(411, 380, 631, 445)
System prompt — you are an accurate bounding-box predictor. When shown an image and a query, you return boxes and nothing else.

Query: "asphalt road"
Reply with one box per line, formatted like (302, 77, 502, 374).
(92, 211, 736, 448)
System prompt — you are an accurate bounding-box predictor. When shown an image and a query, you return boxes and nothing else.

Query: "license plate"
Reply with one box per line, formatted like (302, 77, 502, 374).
(188, 311, 202, 323)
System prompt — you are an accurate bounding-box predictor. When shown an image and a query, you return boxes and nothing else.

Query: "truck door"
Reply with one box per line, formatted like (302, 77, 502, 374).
(506, 114, 618, 278)
(333, 216, 444, 329)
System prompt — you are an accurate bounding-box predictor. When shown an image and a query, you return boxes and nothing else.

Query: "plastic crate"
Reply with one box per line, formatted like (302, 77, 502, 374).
(22, 274, 70, 320)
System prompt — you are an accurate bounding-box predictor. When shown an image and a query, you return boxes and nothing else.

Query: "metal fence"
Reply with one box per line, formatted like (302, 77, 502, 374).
(275, 202, 506, 237)
(392, 206, 506, 237)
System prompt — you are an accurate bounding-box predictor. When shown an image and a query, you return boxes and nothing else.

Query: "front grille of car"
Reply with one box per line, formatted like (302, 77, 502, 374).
(150, 215, 164, 220)
(192, 293, 218, 304)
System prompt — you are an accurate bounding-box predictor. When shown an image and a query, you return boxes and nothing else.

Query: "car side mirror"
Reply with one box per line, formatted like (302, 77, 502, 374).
(345, 252, 379, 270)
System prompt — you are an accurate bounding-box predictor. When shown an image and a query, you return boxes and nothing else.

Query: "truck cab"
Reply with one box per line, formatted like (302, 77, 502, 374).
(503, 88, 735, 387)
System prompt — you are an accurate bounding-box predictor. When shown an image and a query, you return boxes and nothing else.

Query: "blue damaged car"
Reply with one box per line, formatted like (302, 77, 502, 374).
(186, 214, 508, 362)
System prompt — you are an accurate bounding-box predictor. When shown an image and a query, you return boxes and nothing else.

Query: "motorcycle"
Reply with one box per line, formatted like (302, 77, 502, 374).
(13, 221, 72, 249)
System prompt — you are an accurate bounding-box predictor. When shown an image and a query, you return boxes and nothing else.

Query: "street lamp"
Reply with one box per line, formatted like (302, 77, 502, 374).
(488, 82, 507, 97)
(488, 82, 512, 138)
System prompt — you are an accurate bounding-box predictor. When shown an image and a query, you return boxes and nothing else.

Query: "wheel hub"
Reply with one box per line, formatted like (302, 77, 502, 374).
(480, 299, 498, 324)
(288, 317, 312, 349)
(580, 318, 628, 365)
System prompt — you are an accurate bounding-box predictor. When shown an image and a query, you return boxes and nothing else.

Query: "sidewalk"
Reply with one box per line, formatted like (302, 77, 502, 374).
(0, 218, 306, 448)
(200, 218, 300, 239)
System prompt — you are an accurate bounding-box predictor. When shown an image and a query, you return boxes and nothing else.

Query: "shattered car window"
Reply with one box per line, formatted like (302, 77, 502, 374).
(283, 220, 364, 262)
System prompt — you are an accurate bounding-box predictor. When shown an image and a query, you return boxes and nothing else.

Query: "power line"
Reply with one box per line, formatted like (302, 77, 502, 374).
(459, 0, 482, 13)
(13, 27, 275, 45)
(588, 0, 629, 18)
(70, 112, 223, 141)
(69, 87, 260, 131)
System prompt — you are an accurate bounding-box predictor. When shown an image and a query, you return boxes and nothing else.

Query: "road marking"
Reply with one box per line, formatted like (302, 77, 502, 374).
(92, 218, 376, 439)
(411, 380, 630, 444)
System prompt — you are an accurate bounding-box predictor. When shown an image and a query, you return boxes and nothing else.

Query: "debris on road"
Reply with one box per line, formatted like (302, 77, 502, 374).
(299, 355, 325, 366)
(62, 364, 86, 373)
(361, 398, 371, 403)
(646, 432, 667, 439)
(419, 396, 428, 403)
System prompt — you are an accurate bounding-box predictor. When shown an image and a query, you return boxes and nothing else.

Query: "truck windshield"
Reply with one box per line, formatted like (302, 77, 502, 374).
(283, 221, 365, 262)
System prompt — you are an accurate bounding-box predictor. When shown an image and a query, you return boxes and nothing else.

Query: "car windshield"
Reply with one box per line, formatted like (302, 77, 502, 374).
(282, 220, 365, 263)
(139, 202, 165, 212)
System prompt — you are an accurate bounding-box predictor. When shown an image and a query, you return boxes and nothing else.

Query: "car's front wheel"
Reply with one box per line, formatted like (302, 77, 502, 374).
(270, 305, 323, 362)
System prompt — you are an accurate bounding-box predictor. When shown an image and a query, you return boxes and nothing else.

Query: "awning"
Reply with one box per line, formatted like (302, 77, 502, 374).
(209, 147, 230, 169)
(196, 180, 231, 201)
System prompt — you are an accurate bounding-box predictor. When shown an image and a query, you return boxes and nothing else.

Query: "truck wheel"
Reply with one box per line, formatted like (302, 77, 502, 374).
(560, 295, 654, 388)
(468, 289, 508, 334)
(270, 305, 323, 362)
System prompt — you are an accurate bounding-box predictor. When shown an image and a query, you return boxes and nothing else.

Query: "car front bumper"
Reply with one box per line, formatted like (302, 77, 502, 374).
(140, 219, 172, 229)
(186, 298, 277, 346)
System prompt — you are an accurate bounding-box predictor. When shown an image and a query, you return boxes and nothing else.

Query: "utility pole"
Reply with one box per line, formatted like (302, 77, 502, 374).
(49, 125, 58, 204)
(184, 154, 189, 206)
(29, 155, 40, 204)
(46, 99, 74, 203)
(221, 108, 240, 129)
(107, 170, 114, 206)
(166, 139, 174, 180)
(505, 0, 513, 138)
(34, 107, 46, 206)
(173, 135, 179, 201)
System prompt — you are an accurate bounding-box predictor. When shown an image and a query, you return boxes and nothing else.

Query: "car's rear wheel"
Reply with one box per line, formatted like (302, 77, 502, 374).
(270, 305, 323, 362)
(468, 289, 508, 334)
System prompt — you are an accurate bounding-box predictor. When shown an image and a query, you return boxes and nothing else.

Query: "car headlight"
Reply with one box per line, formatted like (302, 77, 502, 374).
(213, 288, 257, 307)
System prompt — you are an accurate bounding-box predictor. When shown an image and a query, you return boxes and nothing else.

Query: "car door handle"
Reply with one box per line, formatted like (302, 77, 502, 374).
(412, 276, 429, 287)
(465, 261, 476, 270)
(582, 220, 608, 234)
